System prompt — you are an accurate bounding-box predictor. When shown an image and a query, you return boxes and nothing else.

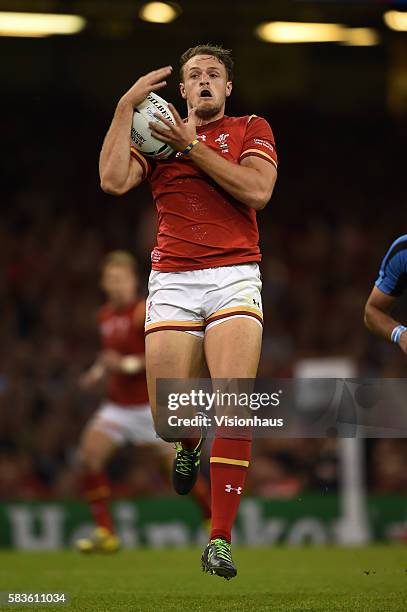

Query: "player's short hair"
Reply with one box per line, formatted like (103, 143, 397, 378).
(102, 251, 137, 273)
(179, 44, 234, 82)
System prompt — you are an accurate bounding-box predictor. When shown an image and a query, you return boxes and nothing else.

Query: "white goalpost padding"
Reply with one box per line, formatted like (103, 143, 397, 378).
(294, 357, 371, 545)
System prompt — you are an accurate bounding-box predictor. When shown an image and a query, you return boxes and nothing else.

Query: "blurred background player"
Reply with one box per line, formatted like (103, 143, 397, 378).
(76, 251, 210, 553)
(99, 44, 278, 577)
(364, 234, 407, 354)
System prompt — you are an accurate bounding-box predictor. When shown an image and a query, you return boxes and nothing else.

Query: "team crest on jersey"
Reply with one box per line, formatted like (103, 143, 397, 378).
(215, 133, 230, 152)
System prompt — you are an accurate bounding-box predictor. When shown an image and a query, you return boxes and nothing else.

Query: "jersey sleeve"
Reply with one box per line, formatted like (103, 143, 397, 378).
(130, 146, 154, 181)
(239, 115, 278, 169)
(375, 237, 407, 297)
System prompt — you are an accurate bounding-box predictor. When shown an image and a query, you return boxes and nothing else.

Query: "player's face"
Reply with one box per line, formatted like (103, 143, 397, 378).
(101, 264, 138, 306)
(180, 55, 232, 121)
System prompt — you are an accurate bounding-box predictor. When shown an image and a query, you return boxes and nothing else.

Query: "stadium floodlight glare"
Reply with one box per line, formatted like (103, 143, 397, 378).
(383, 10, 407, 32)
(342, 28, 379, 47)
(139, 2, 180, 24)
(0, 12, 86, 37)
(255, 22, 347, 44)
(256, 22, 379, 45)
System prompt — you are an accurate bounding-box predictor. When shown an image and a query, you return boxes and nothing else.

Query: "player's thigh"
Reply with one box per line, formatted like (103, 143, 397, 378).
(145, 330, 205, 419)
(204, 317, 262, 378)
(78, 425, 118, 472)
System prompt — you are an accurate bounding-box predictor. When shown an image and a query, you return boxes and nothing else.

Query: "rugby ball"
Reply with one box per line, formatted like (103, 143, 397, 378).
(131, 92, 175, 160)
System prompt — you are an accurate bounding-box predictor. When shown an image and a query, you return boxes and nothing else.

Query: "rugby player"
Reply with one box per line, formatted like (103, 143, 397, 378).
(76, 251, 210, 553)
(364, 235, 407, 540)
(99, 44, 278, 578)
(364, 234, 407, 354)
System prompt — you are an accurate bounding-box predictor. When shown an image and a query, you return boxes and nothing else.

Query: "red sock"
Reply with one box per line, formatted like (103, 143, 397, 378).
(210, 436, 252, 543)
(82, 472, 115, 534)
(191, 474, 211, 520)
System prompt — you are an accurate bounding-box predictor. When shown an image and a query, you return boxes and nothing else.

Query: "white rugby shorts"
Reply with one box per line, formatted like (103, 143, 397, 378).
(89, 402, 168, 450)
(145, 263, 263, 337)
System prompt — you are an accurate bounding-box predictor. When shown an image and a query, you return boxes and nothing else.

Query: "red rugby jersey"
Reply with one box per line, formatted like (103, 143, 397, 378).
(130, 114, 277, 272)
(98, 299, 149, 408)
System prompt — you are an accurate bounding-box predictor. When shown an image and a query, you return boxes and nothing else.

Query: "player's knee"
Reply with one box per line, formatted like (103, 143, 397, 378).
(76, 446, 105, 473)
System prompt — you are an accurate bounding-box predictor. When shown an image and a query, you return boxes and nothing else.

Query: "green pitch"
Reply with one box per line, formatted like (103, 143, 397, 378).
(0, 546, 406, 611)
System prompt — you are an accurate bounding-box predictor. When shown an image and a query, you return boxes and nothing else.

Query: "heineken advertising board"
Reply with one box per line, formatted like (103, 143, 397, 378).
(0, 496, 405, 549)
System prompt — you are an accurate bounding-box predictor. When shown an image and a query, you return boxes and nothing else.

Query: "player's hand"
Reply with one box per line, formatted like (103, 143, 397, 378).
(149, 104, 198, 152)
(79, 364, 105, 389)
(98, 349, 123, 371)
(399, 331, 407, 355)
(119, 66, 173, 109)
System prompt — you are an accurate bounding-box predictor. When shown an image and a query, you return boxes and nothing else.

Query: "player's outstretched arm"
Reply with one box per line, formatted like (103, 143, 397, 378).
(364, 287, 407, 354)
(149, 105, 277, 210)
(79, 362, 106, 389)
(99, 349, 145, 374)
(189, 143, 277, 210)
(99, 66, 173, 195)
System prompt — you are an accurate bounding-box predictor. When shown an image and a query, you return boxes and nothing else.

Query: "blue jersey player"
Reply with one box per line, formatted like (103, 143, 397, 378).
(364, 235, 407, 355)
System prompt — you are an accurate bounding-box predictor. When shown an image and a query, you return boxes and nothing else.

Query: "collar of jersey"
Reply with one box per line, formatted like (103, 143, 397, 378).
(195, 115, 227, 133)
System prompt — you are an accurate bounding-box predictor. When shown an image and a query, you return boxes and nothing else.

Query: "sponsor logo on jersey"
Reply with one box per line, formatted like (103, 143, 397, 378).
(253, 138, 274, 152)
(151, 249, 161, 263)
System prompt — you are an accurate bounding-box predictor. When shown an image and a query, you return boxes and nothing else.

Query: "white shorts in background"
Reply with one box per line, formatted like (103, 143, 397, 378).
(145, 263, 263, 337)
(89, 402, 168, 450)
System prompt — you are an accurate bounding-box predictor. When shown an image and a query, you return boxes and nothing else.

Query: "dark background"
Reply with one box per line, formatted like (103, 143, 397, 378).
(0, 0, 406, 501)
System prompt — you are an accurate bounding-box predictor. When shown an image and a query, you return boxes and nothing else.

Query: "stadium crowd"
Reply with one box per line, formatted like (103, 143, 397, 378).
(1, 100, 406, 500)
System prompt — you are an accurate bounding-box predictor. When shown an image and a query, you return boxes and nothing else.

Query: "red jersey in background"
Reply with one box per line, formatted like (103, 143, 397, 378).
(131, 114, 278, 272)
(98, 299, 149, 407)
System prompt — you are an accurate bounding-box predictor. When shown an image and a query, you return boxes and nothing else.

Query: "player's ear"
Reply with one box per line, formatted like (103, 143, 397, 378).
(225, 81, 232, 97)
(179, 82, 186, 99)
